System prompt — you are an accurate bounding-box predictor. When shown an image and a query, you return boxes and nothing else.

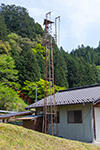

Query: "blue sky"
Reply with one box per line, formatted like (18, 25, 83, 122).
(1, 0, 100, 52)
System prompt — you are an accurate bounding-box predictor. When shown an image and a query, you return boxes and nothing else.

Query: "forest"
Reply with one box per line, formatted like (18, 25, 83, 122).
(0, 3, 100, 111)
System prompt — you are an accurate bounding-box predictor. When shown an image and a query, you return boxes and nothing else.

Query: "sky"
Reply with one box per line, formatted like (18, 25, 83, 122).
(1, 0, 100, 52)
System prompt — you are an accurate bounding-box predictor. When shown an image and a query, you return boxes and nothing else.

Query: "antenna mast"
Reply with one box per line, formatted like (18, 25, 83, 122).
(43, 12, 60, 136)
(55, 16, 60, 45)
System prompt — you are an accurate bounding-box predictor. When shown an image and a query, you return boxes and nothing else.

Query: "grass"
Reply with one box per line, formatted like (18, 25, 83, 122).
(0, 123, 100, 150)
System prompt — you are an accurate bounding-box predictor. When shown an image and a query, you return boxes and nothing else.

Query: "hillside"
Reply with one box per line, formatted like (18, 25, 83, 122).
(1, 3, 100, 109)
(0, 4, 100, 89)
(0, 123, 99, 150)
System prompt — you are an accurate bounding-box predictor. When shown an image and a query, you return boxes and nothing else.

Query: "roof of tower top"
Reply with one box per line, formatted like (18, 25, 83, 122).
(43, 19, 54, 25)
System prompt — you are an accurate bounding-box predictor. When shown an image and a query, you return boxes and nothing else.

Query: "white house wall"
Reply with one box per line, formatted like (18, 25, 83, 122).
(94, 107, 100, 142)
(36, 103, 93, 142)
(57, 104, 92, 142)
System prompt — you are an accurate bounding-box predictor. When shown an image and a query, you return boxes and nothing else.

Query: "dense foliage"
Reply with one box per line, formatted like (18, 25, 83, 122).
(0, 3, 100, 110)
(61, 46, 100, 87)
(21, 79, 65, 101)
(0, 3, 44, 39)
(0, 83, 27, 111)
(0, 54, 27, 111)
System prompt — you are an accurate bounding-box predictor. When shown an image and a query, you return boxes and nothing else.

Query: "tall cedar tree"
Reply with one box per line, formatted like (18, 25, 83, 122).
(53, 45, 69, 87)
(12, 43, 41, 85)
(61, 48, 100, 87)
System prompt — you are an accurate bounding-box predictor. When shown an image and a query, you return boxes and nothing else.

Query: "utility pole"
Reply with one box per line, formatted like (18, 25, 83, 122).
(35, 83, 37, 103)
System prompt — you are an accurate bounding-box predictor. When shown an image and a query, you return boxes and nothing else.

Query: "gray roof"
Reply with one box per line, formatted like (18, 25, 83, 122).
(16, 114, 43, 120)
(0, 110, 17, 114)
(26, 84, 100, 109)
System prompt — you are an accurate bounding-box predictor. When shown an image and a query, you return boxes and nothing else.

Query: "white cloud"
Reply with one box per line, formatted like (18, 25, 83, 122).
(52, 0, 100, 50)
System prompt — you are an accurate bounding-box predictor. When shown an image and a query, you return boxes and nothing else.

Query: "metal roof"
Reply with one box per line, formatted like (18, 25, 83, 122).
(26, 84, 100, 109)
(16, 115, 43, 120)
(0, 111, 34, 119)
(43, 19, 54, 25)
(0, 110, 17, 114)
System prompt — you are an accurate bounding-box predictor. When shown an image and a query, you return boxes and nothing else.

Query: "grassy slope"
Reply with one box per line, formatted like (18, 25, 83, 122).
(0, 123, 100, 150)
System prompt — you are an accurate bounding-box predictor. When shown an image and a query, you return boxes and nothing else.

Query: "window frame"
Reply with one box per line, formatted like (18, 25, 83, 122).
(67, 110, 82, 124)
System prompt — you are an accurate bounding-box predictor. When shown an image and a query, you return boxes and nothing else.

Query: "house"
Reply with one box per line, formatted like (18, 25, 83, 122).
(0, 111, 34, 124)
(16, 114, 43, 132)
(25, 84, 100, 143)
(0, 109, 43, 132)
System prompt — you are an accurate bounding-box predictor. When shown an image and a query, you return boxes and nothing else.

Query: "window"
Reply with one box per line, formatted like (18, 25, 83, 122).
(47, 111, 60, 123)
(57, 111, 60, 123)
(67, 110, 82, 123)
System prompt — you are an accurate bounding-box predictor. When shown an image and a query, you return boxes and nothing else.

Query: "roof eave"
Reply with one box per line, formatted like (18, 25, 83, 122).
(93, 98, 100, 105)
(25, 101, 93, 109)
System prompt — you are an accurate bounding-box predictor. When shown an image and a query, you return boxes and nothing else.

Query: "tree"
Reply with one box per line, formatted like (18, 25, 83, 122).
(13, 44, 41, 85)
(54, 64, 68, 87)
(33, 44, 45, 59)
(0, 4, 43, 39)
(0, 40, 11, 54)
(0, 12, 8, 40)
(7, 33, 41, 85)
(0, 83, 27, 111)
(21, 79, 66, 102)
(62, 48, 100, 87)
(54, 46, 69, 87)
(0, 54, 18, 83)
(36, 51, 45, 79)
